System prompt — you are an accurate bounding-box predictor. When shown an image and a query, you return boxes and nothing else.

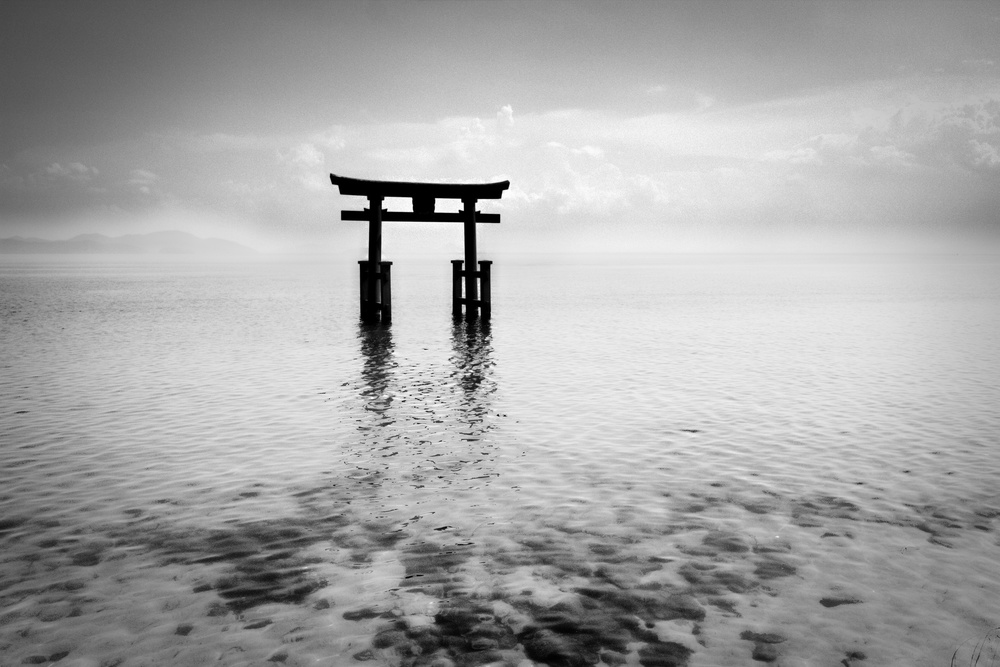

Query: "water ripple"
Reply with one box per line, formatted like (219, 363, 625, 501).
(1, 256, 999, 666)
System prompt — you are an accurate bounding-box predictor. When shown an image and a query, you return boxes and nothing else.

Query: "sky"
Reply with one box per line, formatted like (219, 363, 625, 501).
(1, 0, 999, 255)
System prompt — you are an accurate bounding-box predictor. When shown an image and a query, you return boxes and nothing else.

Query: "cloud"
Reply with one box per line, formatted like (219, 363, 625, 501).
(128, 168, 158, 184)
(629, 173, 672, 206)
(571, 145, 604, 159)
(0, 160, 123, 221)
(494, 141, 627, 217)
(312, 107, 816, 228)
(762, 133, 915, 168)
(364, 145, 440, 167)
(182, 132, 275, 153)
(44, 162, 99, 182)
(0, 161, 103, 196)
(506, 143, 758, 219)
(763, 98, 1000, 174)
(916, 99, 1000, 172)
(314, 126, 347, 151)
(969, 139, 1000, 168)
(549, 161, 627, 216)
(280, 142, 325, 168)
(644, 85, 716, 113)
(962, 59, 997, 73)
(6, 73, 999, 254)
(694, 93, 715, 112)
(360, 111, 522, 175)
(275, 142, 331, 192)
(761, 145, 821, 165)
(497, 105, 514, 130)
(127, 168, 160, 196)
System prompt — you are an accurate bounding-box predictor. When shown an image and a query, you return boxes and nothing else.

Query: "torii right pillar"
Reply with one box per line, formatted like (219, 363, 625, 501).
(453, 196, 492, 320)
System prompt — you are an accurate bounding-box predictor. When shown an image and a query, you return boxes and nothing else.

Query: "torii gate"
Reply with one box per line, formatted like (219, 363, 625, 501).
(330, 173, 509, 323)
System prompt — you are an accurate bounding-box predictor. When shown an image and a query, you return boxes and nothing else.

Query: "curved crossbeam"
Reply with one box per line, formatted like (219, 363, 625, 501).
(330, 173, 509, 200)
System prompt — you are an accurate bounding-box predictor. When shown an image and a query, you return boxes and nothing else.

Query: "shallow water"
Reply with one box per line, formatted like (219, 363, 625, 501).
(2, 253, 999, 667)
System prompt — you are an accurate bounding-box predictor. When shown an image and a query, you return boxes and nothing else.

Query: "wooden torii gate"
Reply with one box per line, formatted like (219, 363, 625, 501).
(330, 174, 509, 323)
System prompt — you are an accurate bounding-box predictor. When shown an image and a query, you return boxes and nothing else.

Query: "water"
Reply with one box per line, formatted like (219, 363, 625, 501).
(2, 253, 999, 667)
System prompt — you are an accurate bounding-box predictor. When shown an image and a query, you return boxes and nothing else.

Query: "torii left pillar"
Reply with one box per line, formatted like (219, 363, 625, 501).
(360, 195, 392, 323)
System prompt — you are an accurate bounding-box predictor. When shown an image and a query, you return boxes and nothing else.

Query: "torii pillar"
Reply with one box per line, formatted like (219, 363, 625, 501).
(330, 173, 509, 323)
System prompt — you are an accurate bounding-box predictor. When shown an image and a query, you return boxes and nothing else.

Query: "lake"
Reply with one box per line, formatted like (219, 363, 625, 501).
(2, 253, 999, 667)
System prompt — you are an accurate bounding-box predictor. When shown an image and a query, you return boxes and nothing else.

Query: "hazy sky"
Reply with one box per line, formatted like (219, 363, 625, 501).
(2, 0, 999, 254)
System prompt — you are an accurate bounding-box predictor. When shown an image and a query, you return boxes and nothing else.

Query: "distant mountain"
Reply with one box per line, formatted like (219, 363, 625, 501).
(0, 231, 256, 255)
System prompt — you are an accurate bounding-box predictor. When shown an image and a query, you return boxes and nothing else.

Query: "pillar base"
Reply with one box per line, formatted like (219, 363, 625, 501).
(359, 260, 392, 323)
(452, 259, 491, 320)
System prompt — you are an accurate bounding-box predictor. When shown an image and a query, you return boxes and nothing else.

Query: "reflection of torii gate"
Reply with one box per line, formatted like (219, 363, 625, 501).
(330, 174, 509, 323)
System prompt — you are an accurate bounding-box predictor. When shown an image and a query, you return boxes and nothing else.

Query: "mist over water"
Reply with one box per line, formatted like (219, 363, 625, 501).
(2, 253, 999, 666)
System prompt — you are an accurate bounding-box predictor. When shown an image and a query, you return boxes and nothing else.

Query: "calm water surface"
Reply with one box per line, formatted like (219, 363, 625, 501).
(1, 253, 999, 667)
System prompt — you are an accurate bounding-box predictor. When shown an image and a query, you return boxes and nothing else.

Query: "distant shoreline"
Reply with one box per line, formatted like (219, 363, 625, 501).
(0, 230, 256, 255)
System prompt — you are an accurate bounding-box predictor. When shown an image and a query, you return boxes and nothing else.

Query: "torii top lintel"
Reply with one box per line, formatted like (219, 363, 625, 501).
(330, 174, 509, 201)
